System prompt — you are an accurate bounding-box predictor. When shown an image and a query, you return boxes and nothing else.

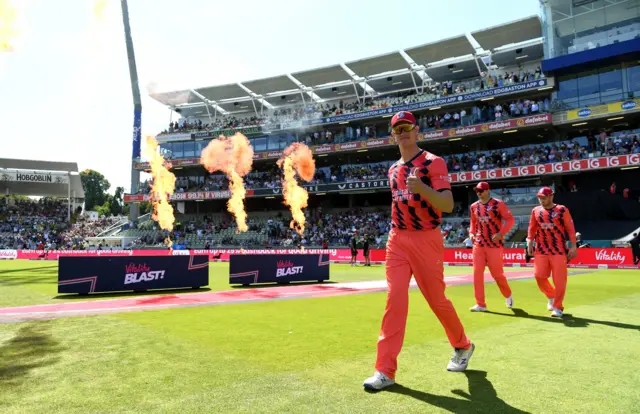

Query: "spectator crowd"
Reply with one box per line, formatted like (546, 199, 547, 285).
(0, 197, 123, 250)
(157, 68, 546, 138)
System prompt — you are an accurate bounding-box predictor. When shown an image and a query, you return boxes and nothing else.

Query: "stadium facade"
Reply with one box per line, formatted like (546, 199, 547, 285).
(122, 5, 640, 249)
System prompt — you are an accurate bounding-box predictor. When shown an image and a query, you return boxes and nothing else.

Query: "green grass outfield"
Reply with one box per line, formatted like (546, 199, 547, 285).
(1, 260, 639, 413)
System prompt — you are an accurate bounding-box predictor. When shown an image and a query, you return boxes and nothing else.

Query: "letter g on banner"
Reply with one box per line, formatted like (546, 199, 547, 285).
(472, 171, 481, 180)
(552, 163, 564, 173)
(629, 154, 640, 165)
(570, 160, 582, 171)
(609, 156, 620, 167)
(503, 168, 512, 177)
(487, 169, 496, 179)
(519, 166, 530, 176)
(588, 158, 600, 170)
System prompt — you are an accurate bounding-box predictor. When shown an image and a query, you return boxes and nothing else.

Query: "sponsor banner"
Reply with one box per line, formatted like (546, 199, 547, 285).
(566, 98, 640, 121)
(5, 248, 635, 268)
(132, 114, 552, 169)
(228, 254, 330, 285)
(311, 79, 550, 125)
(158, 133, 193, 143)
(125, 153, 639, 202)
(57, 255, 209, 294)
(451, 154, 640, 183)
(0, 169, 70, 184)
(0, 250, 17, 260)
(191, 126, 263, 140)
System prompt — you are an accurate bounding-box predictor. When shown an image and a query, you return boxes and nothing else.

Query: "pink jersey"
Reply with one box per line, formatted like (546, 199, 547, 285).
(527, 204, 577, 256)
(469, 198, 515, 248)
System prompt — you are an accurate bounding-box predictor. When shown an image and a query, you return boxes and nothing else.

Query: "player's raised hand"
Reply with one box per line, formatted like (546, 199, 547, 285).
(406, 168, 425, 194)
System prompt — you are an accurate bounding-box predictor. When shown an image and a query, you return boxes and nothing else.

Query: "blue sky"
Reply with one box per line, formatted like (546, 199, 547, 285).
(0, 0, 541, 194)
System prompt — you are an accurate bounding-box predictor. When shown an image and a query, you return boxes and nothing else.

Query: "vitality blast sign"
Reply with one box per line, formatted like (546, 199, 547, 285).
(58, 255, 209, 294)
(228, 254, 330, 286)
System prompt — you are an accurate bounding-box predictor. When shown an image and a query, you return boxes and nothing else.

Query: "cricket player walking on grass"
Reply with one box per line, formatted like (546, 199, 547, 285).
(364, 111, 474, 391)
(527, 187, 577, 318)
(469, 182, 515, 312)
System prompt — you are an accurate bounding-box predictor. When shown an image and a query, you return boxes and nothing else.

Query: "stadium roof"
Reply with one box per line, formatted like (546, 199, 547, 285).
(150, 16, 545, 112)
(345, 52, 410, 78)
(241, 75, 299, 96)
(291, 64, 352, 88)
(471, 15, 542, 51)
(195, 83, 248, 102)
(404, 35, 476, 67)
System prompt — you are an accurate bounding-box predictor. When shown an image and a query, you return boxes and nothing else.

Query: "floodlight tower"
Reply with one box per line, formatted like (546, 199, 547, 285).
(121, 0, 141, 222)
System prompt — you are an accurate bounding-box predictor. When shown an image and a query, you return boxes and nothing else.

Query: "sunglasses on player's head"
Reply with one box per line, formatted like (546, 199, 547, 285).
(392, 123, 416, 135)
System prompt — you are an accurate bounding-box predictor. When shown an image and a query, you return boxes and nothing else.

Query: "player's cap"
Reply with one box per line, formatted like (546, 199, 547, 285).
(391, 111, 416, 127)
(475, 182, 490, 192)
(537, 186, 554, 197)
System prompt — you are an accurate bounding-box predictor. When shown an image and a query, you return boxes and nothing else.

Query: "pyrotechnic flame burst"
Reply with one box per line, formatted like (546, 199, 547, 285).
(142, 136, 176, 249)
(277, 143, 316, 235)
(0, 0, 19, 52)
(200, 133, 254, 233)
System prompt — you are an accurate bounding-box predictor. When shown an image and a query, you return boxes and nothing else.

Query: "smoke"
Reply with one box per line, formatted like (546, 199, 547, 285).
(141, 136, 176, 249)
(200, 133, 254, 232)
(276, 143, 316, 235)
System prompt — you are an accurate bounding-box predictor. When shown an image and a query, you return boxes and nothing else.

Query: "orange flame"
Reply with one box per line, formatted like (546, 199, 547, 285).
(142, 136, 176, 249)
(200, 133, 254, 232)
(0, 0, 19, 52)
(276, 143, 316, 235)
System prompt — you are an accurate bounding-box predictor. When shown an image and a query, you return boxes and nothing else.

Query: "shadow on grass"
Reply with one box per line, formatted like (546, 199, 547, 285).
(0, 265, 58, 275)
(373, 370, 530, 414)
(488, 308, 640, 331)
(229, 280, 337, 290)
(53, 287, 212, 301)
(0, 322, 65, 389)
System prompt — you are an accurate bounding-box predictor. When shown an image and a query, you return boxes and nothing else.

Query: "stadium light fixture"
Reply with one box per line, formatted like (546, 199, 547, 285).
(607, 117, 624, 121)
(481, 97, 494, 101)
(538, 86, 553, 91)
(392, 81, 402, 85)
(621, 166, 639, 171)
(452, 69, 464, 73)
(265, 196, 275, 199)
(449, 138, 462, 141)
(503, 129, 518, 134)
(516, 55, 529, 60)
(357, 149, 368, 152)
(430, 106, 442, 110)
(316, 193, 326, 196)
(572, 122, 588, 126)
(317, 154, 328, 157)
(382, 114, 393, 118)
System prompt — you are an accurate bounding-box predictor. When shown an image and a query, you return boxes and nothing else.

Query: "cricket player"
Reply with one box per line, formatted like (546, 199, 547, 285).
(364, 111, 474, 391)
(469, 182, 515, 312)
(527, 187, 577, 318)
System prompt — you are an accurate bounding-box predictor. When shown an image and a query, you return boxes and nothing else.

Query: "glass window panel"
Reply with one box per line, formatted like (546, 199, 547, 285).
(599, 66, 623, 93)
(627, 65, 640, 94)
(558, 76, 578, 100)
(253, 138, 267, 152)
(183, 141, 195, 157)
(577, 70, 599, 96)
(172, 142, 183, 158)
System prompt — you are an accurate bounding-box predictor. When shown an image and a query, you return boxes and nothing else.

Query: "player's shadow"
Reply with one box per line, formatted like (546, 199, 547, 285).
(488, 308, 640, 331)
(0, 322, 65, 389)
(379, 370, 530, 414)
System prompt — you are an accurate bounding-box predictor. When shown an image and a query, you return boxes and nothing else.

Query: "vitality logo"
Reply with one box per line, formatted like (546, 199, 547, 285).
(275, 260, 303, 277)
(124, 263, 166, 285)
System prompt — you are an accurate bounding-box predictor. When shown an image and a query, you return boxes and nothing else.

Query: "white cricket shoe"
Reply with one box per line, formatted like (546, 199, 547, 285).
(547, 298, 554, 311)
(551, 308, 564, 318)
(363, 371, 395, 391)
(469, 304, 488, 312)
(506, 296, 514, 309)
(447, 343, 475, 372)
